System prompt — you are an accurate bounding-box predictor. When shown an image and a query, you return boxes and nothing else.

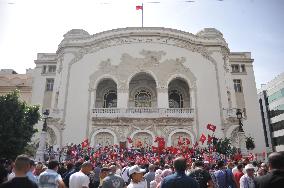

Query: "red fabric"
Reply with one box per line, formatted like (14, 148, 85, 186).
(199, 134, 207, 144)
(81, 139, 89, 148)
(178, 136, 183, 146)
(185, 138, 191, 145)
(136, 5, 143, 10)
(207, 135, 213, 144)
(127, 137, 132, 143)
(234, 171, 244, 187)
(207, 123, 217, 132)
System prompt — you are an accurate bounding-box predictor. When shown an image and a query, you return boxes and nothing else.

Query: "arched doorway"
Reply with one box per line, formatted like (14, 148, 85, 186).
(95, 79, 117, 108)
(171, 132, 191, 146)
(128, 72, 157, 108)
(230, 127, 246, 153)
(94, 132, 114, 147)
(168, 78, 190, 108)
(132, 132, 153, 148)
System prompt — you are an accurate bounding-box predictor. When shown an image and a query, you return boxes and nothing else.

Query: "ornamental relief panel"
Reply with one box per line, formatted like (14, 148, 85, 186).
(89, 50, 196, 91)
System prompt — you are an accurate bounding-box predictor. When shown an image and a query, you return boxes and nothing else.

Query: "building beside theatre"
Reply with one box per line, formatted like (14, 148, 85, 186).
(30, 27, 265, 153)
(0, 69, 33, 103)
(259, 72, 284, 152)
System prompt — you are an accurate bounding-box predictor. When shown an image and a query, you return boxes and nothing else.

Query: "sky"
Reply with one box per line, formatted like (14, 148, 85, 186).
(0, 0, 283, 88)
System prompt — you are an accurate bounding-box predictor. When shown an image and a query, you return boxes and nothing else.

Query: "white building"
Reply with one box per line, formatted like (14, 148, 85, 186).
(31, 27, 265, 153)
(259, 72, 284, 152)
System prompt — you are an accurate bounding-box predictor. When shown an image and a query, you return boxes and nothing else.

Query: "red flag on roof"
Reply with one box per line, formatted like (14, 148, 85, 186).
(136, 5, 143, 10)
(207, 123, 217, 132)
(199, 134, 207, 144)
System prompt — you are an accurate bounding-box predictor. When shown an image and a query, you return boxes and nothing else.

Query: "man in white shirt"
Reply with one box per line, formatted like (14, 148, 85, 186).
(69, 161, 93, 188)
(240, 164, 255, 188)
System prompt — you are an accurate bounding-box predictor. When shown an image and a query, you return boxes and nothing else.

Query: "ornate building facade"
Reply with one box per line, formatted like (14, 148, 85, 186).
(31, 27, 265, 153)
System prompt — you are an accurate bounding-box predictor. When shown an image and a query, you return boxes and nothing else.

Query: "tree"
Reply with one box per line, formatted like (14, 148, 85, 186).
(0, 90, 40, 159)
(214, 138, 237, 156)
(245, 136, 255, 150)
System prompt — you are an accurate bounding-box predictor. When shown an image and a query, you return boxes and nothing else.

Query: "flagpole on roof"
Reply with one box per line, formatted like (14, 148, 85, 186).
(142, 3, 144, 27)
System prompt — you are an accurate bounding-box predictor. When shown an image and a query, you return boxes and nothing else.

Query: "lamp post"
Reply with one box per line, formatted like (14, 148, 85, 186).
(236, 109, 244, 132)
(35, 109, 49, 162)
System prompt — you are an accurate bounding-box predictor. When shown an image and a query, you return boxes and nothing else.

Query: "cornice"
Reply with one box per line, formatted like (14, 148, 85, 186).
(57, 27, 229, 53)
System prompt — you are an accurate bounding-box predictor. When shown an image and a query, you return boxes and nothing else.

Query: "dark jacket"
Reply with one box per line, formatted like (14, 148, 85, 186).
(161, 172, 199, 188)
(254, 169, 284, 188)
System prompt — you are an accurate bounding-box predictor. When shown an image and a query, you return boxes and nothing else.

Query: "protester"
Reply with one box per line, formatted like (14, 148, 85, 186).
(127, 165, 147, 188)
(27, 159, 38, 184)
(214, 160, 237, 188)
(38, 160, 65, 188)
(256, 163, 268, 177)
(102, 165, 125, 188)
(99, 167, 111, 188)
(160, 157, 199, 188)
(149, 169, 162, 188)
(144, 164, 155, 188)
(233, 163, 244, 188)
(189, 160, 213, 188)
(69, 161, 93, 188)
(240, 164, 255, 188)
(0, 155, 38, 188)
(156, 169, 172, 188)
(63, 161, 83, 187)
(254, 151, 284, 188)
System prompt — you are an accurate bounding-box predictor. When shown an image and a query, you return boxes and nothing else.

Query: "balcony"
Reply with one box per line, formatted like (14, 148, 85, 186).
(92, 108, 194, 119)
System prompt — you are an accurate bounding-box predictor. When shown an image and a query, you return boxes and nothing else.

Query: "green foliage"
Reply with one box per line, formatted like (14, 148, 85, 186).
(245, 136, 255, 150)
(214, 137, 237, 156)
(0, 90, 40, 159)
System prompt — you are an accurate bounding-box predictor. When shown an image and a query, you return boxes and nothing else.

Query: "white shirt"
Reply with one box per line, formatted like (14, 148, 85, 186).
(69, 171, 90, 188)
(127, 180, 147, 188)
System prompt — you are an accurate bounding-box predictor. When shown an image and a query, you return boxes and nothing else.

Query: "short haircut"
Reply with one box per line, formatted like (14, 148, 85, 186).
(217, 160, 225, 169)
(173, 157, 186, 172)
(81, 161, 93, 168)
(237, 164, 243, 170)
(268, 151, 284, 169)
(14, 155, 30, 171)
(48, 160, 59, 170)
(195, 161, 204, 167)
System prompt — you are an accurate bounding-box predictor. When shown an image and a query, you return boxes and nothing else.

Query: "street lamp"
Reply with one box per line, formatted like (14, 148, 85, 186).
(42, 109, 49, 132)
(236, 109, 244, 132)
(35, 109, 50, 162)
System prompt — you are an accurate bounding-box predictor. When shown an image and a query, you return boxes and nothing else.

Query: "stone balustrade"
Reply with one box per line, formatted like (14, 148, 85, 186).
(92, 108, 194, 118)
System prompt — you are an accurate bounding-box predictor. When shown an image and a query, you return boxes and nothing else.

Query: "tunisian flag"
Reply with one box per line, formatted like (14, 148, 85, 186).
(199, 134, 207, 144)
(207, 123, 217, 132)
(81, 139, 89, 148)
(136, 5, 143, 10)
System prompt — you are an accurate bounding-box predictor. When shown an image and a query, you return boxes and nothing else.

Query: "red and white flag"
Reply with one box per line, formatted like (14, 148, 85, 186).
(207, 123, 217, 132)
(81, 138, 89, 148)
(199, 134, 207, 144)
(136, 5, 143, 10)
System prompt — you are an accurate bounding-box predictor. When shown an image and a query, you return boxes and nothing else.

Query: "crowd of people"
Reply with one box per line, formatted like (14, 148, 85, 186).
(0, 142, 284, 188)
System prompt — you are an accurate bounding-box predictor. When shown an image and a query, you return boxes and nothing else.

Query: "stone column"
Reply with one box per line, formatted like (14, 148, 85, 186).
(117, 88, 129, 108)
(157, 87, 169, 108)
(92, 89, 96, 108)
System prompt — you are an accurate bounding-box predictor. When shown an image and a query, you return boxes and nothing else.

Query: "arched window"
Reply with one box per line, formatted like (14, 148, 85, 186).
(134, 89, 152, 107)
(103, 90, 117, 108)
(169, 89, 183, 108)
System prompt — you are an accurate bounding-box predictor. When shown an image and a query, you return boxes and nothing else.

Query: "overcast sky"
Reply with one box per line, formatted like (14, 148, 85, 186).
(0, 0, 283, 88)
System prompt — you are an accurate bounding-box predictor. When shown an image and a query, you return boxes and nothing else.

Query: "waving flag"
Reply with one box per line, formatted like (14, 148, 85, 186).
(199, 134, 207, 144)
(81, 139, 89, 148)
(136, 5, 143, 10)
(207, 123, 217, 132)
